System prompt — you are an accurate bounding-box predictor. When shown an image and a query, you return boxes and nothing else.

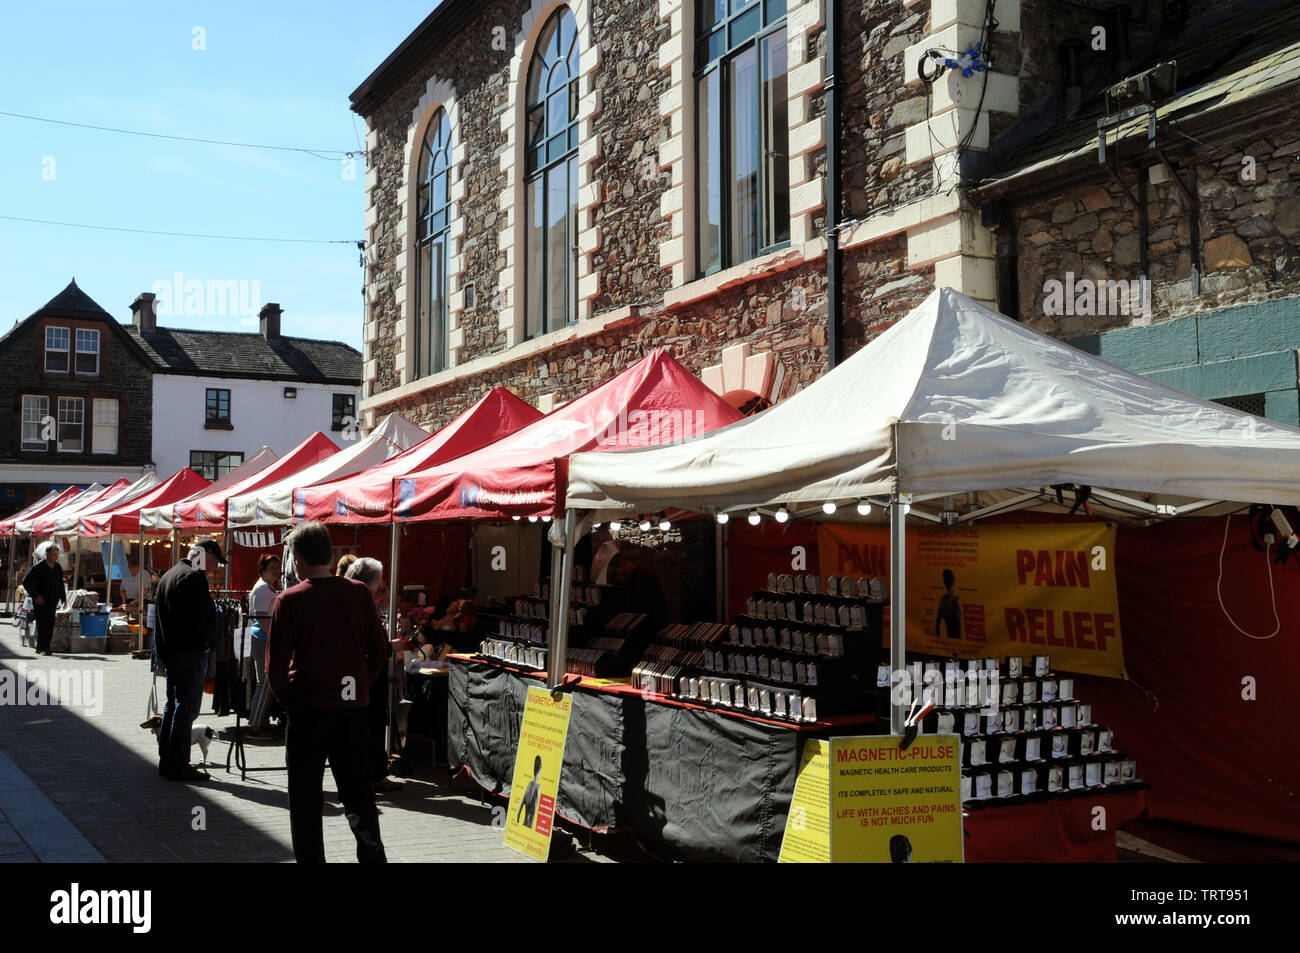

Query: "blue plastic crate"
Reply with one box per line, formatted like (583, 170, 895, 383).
(79, 613, 109, 638)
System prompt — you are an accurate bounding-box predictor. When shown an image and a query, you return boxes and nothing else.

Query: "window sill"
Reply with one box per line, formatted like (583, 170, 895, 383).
(204, 420, 234, 430)
(360, 305, 642, 413)
(663, 237, 827, 311)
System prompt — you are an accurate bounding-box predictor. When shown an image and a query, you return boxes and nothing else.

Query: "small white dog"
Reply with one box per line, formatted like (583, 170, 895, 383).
(191, 724, 216, 764)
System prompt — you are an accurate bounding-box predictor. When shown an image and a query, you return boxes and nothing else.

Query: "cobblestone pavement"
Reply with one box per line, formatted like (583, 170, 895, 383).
(0, 620, 618, 863)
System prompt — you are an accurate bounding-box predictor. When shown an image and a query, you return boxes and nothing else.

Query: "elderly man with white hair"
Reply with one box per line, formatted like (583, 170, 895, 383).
(22, 541, 66, 656)
(346, 557, 403, 793)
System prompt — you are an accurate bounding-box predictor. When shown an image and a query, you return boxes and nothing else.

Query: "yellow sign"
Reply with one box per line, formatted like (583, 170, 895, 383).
(503, 686, 573, 861)
(817, 522, 1124, 677)
(778, 739, 832, 863)
(781, 735, 964, 862)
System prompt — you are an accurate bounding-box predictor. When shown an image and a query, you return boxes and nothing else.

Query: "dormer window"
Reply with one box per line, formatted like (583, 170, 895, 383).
(45, 326, 70, 373)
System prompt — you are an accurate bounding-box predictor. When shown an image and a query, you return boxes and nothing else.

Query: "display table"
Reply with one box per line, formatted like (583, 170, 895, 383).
(449, 656, 871, 862)
(448, 656, 1149, 862)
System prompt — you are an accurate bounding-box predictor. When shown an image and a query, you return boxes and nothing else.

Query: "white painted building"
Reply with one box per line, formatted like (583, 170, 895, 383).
(125, 295, 362, 481)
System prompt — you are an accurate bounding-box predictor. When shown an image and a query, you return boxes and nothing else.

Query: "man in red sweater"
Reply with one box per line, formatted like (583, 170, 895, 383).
(269, 521, 387, 863)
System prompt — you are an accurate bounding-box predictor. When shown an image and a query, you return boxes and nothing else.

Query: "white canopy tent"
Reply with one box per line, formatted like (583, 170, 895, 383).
(43, 472, 161, 536)
(137, 447, 280, 534)
(563, 287, 1300, 730)
(226, 413, 429, 528)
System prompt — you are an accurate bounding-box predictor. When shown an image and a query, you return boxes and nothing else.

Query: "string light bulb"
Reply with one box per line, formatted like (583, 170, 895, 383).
(747, 510, 761, 526)
(716, 512, 730, 524)
(775, 507, 789, 523)
(658, 515, 671, 531)
(609, 520, 622, 532)
(856, 500, 872, 516)
(638, 515, 652, 531)
(822, 501, 837, 515)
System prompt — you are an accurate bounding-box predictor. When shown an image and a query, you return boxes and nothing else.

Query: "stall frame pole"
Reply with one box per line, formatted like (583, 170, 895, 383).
(715, 520, 726, 622)
(5, 532, 17, 614)
(222, 526, 232, 591)
(889, 488, 907, 736)
(108, 533, 116, 606)
(71, 535, 81, 591)
(547, 509, 577, 690)
(385, 521, 400, 760)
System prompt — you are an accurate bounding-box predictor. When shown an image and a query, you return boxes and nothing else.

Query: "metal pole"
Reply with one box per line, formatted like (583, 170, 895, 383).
(825, 0, 843, 368)
(547, 510, 577, 690)
(222, 527, 232, 591)
(889, 490, 907, 736)
(386, 521, 400, 760)
(386, 522, 400, 637)
(714, 520, 726, 621)
(71, 535, 81, 592)
(5, 533, 16, 614)
(109, 533, 116, 606)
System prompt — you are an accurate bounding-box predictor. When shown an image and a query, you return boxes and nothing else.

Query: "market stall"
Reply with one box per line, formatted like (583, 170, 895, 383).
(162, 433, 338, 588)
(227, 413, 429, 530)
(295, 386, 543, 618)
(529, 287, 1300, 860)
(2, 486, 92, 613)
(1, 489, 62, 613)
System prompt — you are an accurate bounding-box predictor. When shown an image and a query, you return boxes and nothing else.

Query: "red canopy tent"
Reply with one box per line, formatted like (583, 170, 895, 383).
(294, 386, 542, 525)
(393, 349, 744, 522)
(0, 486, 82, 536)
(2, 486, 79, 612)
(171, 432, 339, 531)
(29, 479, 134, 535)
(79, 468, 212, 537)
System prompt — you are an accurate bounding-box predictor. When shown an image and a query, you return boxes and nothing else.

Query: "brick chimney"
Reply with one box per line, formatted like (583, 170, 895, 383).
(131, 292, 157, 333)
(260, 302, 282, 340)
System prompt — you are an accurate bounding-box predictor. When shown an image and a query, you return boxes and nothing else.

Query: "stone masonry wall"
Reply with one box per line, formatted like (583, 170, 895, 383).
(841, 0, 932, 221)
(1013, 131, 1300, 339)
(360, 0, 984, 432)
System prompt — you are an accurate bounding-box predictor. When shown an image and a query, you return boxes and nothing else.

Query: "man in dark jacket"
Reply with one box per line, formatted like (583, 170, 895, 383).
(22, 542, 66, 656)
(269, 521, 387, 863)
(154, 540, 223, 782)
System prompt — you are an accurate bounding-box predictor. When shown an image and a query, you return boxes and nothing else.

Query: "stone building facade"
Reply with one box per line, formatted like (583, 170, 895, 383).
(0, 280, 155, 511)
(351, 0, 1299, 434)
(973, 0, 1300, 422)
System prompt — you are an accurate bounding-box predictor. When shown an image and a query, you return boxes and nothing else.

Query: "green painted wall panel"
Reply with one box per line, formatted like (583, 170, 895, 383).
(1144, 352, 1297, 400)
(1197, 298, 1300, 363)
(1265, 389, 1300, 428)
(1066, 316, 1198, 373)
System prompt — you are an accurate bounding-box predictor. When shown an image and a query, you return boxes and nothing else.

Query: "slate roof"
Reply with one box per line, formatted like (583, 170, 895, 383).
(33, 277, 113, 319)
(1, 279, 154, 366)
(971, 0, 1300, 198)
(124, 326, 361, 384)
(3, 279, 360, 385)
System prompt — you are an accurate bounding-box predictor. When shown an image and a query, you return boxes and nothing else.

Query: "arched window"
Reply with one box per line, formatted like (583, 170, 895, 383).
(525, 7, 579, 338)
(415, 108, 452, 376)
(696, 0, 789, 276)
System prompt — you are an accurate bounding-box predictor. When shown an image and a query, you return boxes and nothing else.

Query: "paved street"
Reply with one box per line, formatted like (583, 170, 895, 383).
(0, 619, 618, 863)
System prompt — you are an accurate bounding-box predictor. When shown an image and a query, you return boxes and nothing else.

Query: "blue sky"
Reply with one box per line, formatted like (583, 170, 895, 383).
(1, 0, 442, 350)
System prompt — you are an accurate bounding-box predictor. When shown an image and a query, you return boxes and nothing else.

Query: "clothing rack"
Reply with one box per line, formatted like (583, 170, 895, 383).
(209, 589, 283, 780)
